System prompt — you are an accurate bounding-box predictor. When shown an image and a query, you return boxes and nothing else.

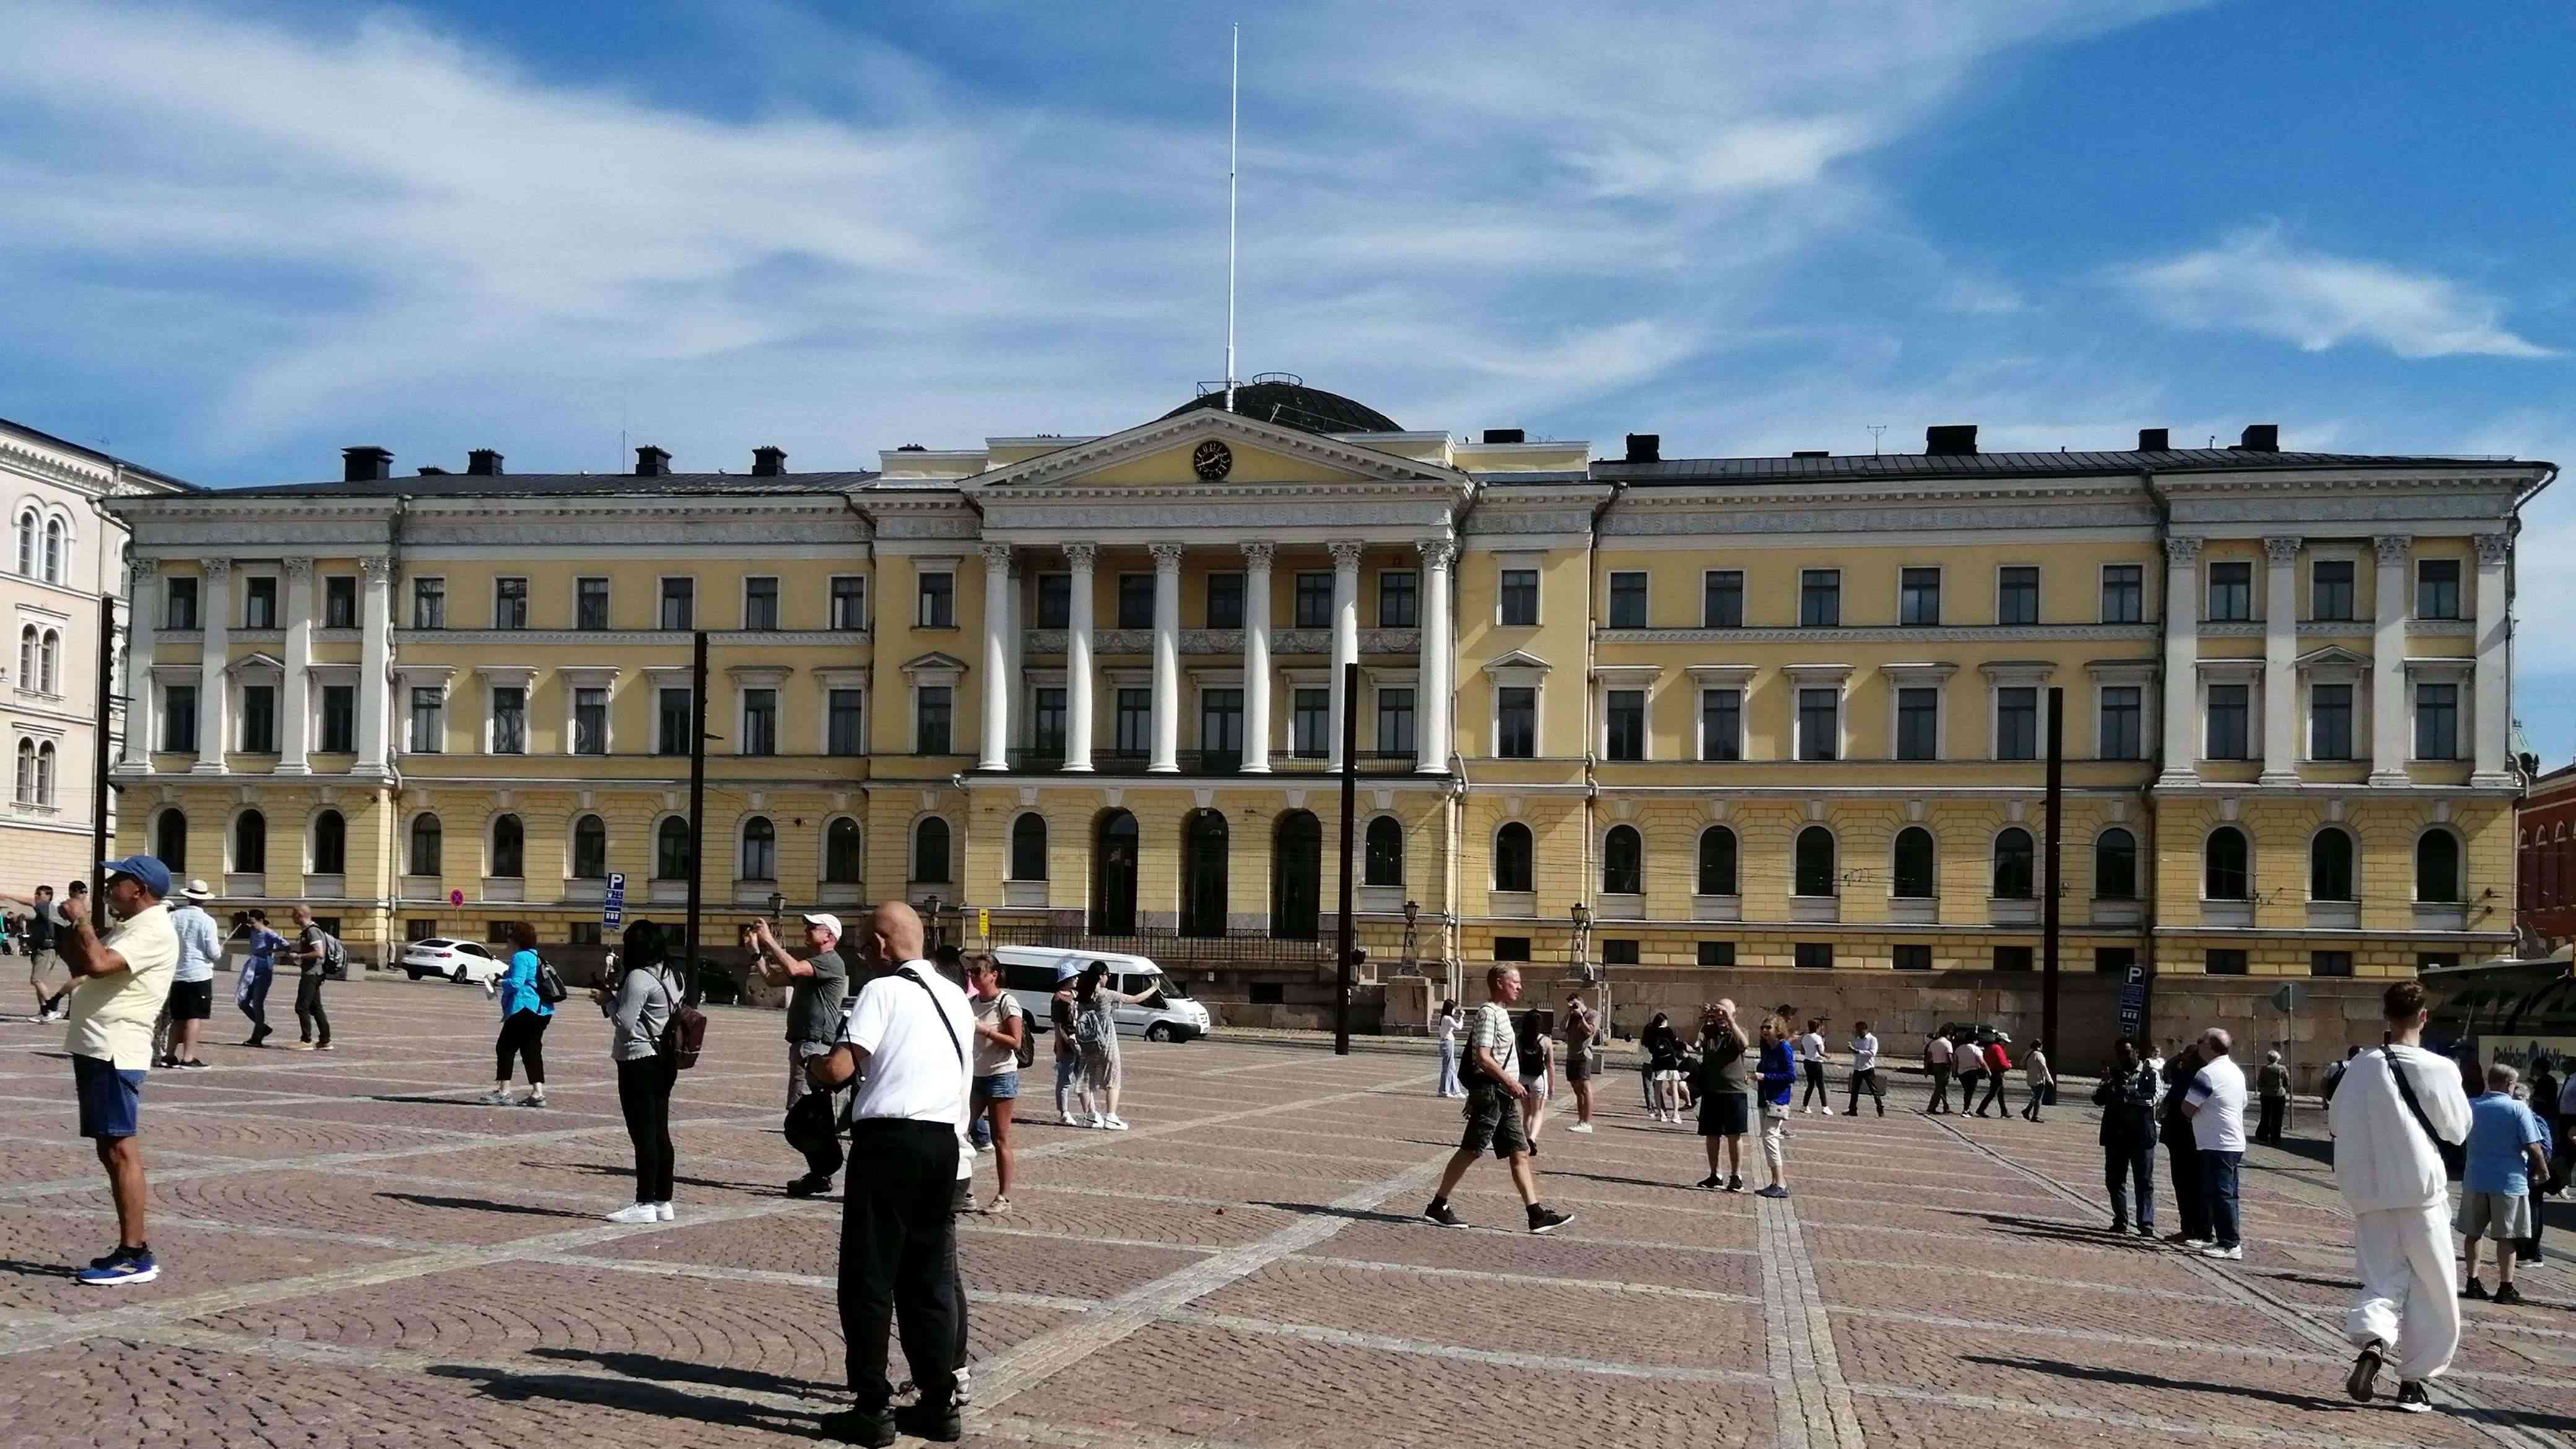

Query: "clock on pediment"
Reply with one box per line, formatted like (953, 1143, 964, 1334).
(1191, 439, 1234, 481)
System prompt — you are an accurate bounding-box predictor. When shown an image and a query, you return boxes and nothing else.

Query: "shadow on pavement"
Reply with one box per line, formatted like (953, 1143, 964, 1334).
(549, 1160, 775, 1196)
(1249, 1200, 1424, 1229)
(1964, 1355, 2345, 1414)
(0, 1258, 75, 1281)
(375, 1191, 596, 1220)
(524, 1345, 841, 1398)
(429, 1360, 824, 1432)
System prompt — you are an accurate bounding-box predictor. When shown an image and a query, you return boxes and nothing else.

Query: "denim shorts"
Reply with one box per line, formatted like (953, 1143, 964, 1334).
(973, 1071, 1021, 1102)
(74, 1053, 145, 1139)
(1055, 1053, 1081, 1089)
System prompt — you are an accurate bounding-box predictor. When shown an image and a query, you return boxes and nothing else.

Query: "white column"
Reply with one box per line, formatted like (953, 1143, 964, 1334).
(355, 555, 393, 778)
(2369, 534, 2411, 786)
(1328, 541, 1362, 769)
(1062, 543, 1095, 771)
(977, 543, 1011, 772)
(120, 559, 157, 768)
(1240, 541, 1273, 773)
(1148, 542, 1183, 773)
(277, 557, 313, 773)
(2259, 536, 2300, 785)
(1417, 540, 1454, 773)
(191, 558, 230, 773)
(2157, 536, 2200, 786)
(2471, 531, 2513, 785)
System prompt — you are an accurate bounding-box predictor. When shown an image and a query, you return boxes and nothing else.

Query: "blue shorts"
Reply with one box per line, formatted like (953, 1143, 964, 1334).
(973, 1071, 1020, 1103)
(1055, 1053, 1081, 1090)
(74, 1054, 145, 1139)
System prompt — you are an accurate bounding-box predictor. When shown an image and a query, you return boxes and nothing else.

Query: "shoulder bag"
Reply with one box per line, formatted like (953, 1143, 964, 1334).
(2383, 1047, 2465, 1175)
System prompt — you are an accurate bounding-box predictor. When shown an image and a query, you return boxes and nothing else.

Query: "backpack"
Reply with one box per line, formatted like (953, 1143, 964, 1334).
(533, 956, 568, 1006)
(1011, 999, 1037, 1071)
(1076, 1000, 1108, 1050)
(652, 968, 706, 1070)
(313, 929, 347, 973)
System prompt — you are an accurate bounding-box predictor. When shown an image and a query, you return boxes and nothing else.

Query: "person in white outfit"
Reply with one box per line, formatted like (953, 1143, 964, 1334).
(2326, 980, 2472, 1416)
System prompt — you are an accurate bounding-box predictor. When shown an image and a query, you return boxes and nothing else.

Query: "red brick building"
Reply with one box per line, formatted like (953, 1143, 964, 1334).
(2517, 763, 2576, 952)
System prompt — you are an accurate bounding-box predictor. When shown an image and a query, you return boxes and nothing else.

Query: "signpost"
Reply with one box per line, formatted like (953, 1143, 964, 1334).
(976, 907, 990, 944)
(2117, 962, 2149, 1045)
(603, 871, 627, 930)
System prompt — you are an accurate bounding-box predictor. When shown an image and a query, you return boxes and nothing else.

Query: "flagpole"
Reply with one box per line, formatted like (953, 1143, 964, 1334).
(1225, 23, 1238, 414)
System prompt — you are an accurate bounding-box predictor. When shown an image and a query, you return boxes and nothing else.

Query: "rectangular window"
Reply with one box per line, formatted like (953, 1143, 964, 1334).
(571, 923, 603, 947)
(2205, 948, 2248, 977)
(1281, 687, 1323, 758)
(1896, 687, 1940, 761)
(493, 577, 528, 630)
(1697, 941, 1736, 967)
(2310, 683, 2353, 760)
(830, 575, 868, 630)
(1604, 689, 1645, 761)
(1032, 687, 1067, 760)
(2100, 686, 2143, 760)
(1702, 570, 1743, 628)
(2417, 559, 2461, 620)
(1493, 936, 1531, 962)
(576, 577, 610, 631)
(1608, 572, 1647, 629)
(1033, 573, 1071, 629)
(405, 919, 437, 943)
(1116, 573, 1154, 630)
(1118, 687, 1154, 757)
(2100, 565, 2143, 624)
(408, 686, 444, 754)
(1496, 686, 1538, 759)
(1602, 939, 1639, 967)
(1378, 571, 1418, 629)
(166, 576, 199, 631)
(1289, 572, 1330, 630)
(826, 689, 864, 756)
(573, 687, 607, 756)
(163, 684, 197, 752)
(2312, 560, 2355, 621)
(491, 686, 526, 754)
(1499, 567, 1539, 627)
(320, 684, 355, 754)
(916, 571, 954, 629)
(245, 576, 278, 630)
(2206, 684, 2250, 759)
(1207, 572, 1245, 630)
(1900, 568, 1941, 626)
(1994, 945, 2034, 972)
(2094, 946, 2137, 977)
(2208, 561, 2253, 621)
(915, 686, 952, 755)
(1799, 570, 1840, 627)
(1797, 688, 1839, 761)
(659, 578, 694, 632)
(1893, 944, 1933, 972)
(2310, 949, 2354, 978)
(742, 689, 778, 756)
(656, 688, 692, 756)
(1377, 688, 1416, 758)
(1998, 566, 2040, 625)
(1793, 942, 1834, 970)
(323, 575, 357, 630)
(1996, 687, 2039, 760)
(1199, 687, 1243, 765)
(412, 577, 445, 629)
(2416, 682, 2459, 760)
(1700, 689, 1741, 761)
(241, 684, 277, 752)
(742, 577, 779, 631)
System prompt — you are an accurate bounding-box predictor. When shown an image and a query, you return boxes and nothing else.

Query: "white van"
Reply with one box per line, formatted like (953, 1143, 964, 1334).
(994, 945, 1211, 1043)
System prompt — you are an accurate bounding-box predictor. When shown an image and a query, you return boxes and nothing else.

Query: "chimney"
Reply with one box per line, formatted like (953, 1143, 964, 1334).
(1925, 425, 1978, 456)
(1624, 433, 1661, 463)
(1792, 450, 1829, 459)
(751, 446, 787, 477)
(467, 449, 504, 477)
(634, 445, 671, 477)
(342, 446, 393, 482)
(416, 466, 448, 476)
(2136, 428, 2169, 452)
(2235, 424, 2279, 452)
(1481, 428, 1525, 445)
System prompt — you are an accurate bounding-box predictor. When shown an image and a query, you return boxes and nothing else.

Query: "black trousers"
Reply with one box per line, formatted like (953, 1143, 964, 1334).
(1801, 1060, 1828, 1108)
(617, 1053, 677, 1203)
(1976, 1071, 2011, 1116)
(1926, 1064, 1952, 1113)
(2254, 1096, 2286, 1143)
(840, 1118, 964, 1414)
(2165, 1128, 2209, 1239)
(2105, 1140, 2155, 1230)
(495, 1010, 550, 1086)
(785, 1087, 847, 1180)
(294, 973, 329, 1046)
(1846, 1068, 1882, 1114)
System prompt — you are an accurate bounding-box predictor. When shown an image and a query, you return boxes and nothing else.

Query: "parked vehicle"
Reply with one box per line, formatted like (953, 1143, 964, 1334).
(400, 938, 505, 985)
(994, 946, 1211, 1042)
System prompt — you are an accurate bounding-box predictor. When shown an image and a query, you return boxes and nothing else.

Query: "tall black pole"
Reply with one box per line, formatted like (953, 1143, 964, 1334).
(2041, 686, 2064, 1060)
(1333, 658, 1358, 1056)
(90, 594, 116, 897)
(682, 629, 709, 1005)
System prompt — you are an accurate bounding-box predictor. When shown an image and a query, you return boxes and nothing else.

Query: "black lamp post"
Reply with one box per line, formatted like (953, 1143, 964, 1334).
(767, 891, 785, 922)
(925, 894, 942, 950)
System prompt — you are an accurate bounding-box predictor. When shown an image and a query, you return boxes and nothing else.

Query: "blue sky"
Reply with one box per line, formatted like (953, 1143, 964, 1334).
(5, 1, 2574, 760)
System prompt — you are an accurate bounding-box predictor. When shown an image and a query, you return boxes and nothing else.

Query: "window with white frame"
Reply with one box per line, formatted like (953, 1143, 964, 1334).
(1799, 570, 1840, 627)
(2416, 559, 2461, 620)
(411, 576, 445, 629)
(2099, 685, 2143, 760)
(1604, 688, 1645, 760)
(2414, 681, 2459, 760)
(1899, 567, 1941, 626)
(2100, 564, 2144, 624)
(659, 577, 694, 631)
(490, 685, 526, 754)
(406, 685, 446, 753)
(241, 683, 278, 753)
(743, 576, 779, 631)
(830, 575, 868, 630)
(163, 682, 198, 753)
(2206, 683, 2250, 759)
(1498, 567, 1539, 627)
(1496, 685, 1538, 759)
(827, 688, 865, 755)
(1607, 572, 1647, 629)
(1896, 687, 1940, 761)
(43, 518, 64, 585)
(1796, 688, 1839, 760)
(1702, 570, 1743, 628)
(1995, 687, 2039, 760)
(1997, 566, 2040, 625)
(165, 575, 199, 631)
(245, 575, 279, 630)
(2207, 560, 2252, 621)
(1700, 687, 1742, 761)
(742, 688, 778, 756)
(494, 577, 528, 630)
(2311, 559, 2356, 620)
(916, 569, 955, 629)
(2310, 682, 2354, 760)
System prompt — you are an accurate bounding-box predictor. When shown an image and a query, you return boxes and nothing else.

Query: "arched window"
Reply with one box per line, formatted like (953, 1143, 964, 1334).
(234, 809, 268, 874)
(1794, 826, 1836, 897)
(42, 518, 63, 584)
(655, 816, 692, 880)
(2416, 829, 2462, 903)
(15, 627, 32, 689)
(1009, 813, 1048, 882)
(1271, 810, 1321, 941)
(1494, 822, 1534, 893)
(572, 815, 608, 879)
(12, 739, 31, 803)
(1602, 824, 1642, 895)
(13, 512, 33, 577)
(409, 813, 443, 876)
(2310, 827, 2356, 902)
(2204, 827, 2250, 901)
(489, 814, 523, 878)
(741, 816, 777, 881)
(824, 817, 863, 884)
(1090, 812, 1134, 933)
(1697, 826, 1739, 896)
(914, 816, 953, 886)
(1993, 828, 2035, 900)
(310, 810, 346, 876)
(1892, 827, 1936, 899)
(38, 630, 56, 693)
(155, 807, 188, 871)
(2094, 827, 2138, 900)
(1364, 816, 1404, 887)
(1180, 810, 1229, 938)
(34, 741, 53, 806)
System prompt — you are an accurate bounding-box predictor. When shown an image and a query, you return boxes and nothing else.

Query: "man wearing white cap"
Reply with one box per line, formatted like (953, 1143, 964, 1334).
(749, 912, 850, 1197)
(157, 881, 224, 1071)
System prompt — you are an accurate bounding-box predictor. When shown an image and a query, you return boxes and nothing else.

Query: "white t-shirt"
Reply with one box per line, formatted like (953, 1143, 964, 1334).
(1926, 1035, 1952, 1066)
(970, 990, 1024, 1077)
(1850, 1033, 1879, 1073)
(840, 961, 974, 1134)
(2185, 1054, 2249, 1154)
(1437, 1011, 1460, 1045)
(1798, 1032, 1825, 1063)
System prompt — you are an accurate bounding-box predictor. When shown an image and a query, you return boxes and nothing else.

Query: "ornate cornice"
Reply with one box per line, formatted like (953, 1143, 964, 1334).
(2374, 534, 2413, 565)
(1597, 623, 2157, 646)
(2164, 536, 2203, 564)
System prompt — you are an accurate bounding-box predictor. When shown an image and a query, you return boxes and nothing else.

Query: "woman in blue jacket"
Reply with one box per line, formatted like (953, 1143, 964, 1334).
(1756, 1015, 1797, 1199)
(481, 922, 552, 1107)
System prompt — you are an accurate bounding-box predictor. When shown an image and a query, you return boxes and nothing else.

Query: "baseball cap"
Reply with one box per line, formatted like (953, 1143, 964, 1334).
(181, 879, 214, 902)
(799, 912, 842, 938)
(100, 855, 173, 898)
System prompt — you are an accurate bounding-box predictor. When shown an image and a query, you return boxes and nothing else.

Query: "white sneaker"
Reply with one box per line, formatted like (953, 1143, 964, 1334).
(654, 1201, 674, 1222)
(2200, 1244, 2242, 1261)
(985, 1196, 1012, 1215)
(1103, 1115, 1129, 1131)
(606, 1203, 658, 1225)
(477, 1089, 510, 1106)
(1568, 1122, 1595, 1134)
(1087, 1113, 1108, 1129)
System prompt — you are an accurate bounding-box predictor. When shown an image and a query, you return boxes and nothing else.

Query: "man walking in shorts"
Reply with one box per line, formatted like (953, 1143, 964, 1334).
(56, 856, 180, 1286)
(1423, 966, 1573, 1234)
(157, 882, 223, 1070)
(2459, 1061, 2549, 1304)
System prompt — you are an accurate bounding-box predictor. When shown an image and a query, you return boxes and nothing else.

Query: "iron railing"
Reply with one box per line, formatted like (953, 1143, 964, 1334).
(986, 920, 1336, 969)
(996, 748, 1421, 777)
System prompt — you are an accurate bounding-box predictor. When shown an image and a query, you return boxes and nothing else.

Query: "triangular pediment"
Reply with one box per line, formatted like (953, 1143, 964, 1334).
(1484, 649, 1552, 675)
(2295, 645, 2369, 669)
(967, 409, 1463, 494)
(900, 651, 968, 675)
(226, 651, 285, 676)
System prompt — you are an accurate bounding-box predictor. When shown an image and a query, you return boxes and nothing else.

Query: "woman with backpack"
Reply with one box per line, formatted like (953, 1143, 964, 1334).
(1516, 1009, 1556, 1149)
(481, 922, 555, 1108)
(1074, 961, 1145, 1131)
(599, 949, 681, 1224)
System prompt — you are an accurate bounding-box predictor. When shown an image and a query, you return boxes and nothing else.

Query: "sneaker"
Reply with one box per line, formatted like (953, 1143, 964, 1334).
(1102, 1115, 1129, 1131)
(2164, 1232, 2206, 1247)
(1527, 1207, 1573, 1235)
(315, 1043, 334, 1051)
(1423, 1201, 1466, 1229)
(75, 1247, 158, 1286)
(175, 1060, 212, 1072)
(519, 1093, 546, 1108)
(2393, 1382, 2431, 1414)
(2136, 1225, 2158, 1239)
(2494, 1282, 2524, 1306)
(1567, 1122, 1594, 1134)
(785, 1174, 833, 1199)
(961, 1190, 978, 1214)
(1726, 1174, 1744, 1193)
(2461, 1279, 2489, 1300)
(605, 1203, 658, 1225)
(2201, 1244, 2242, 1261)
(892, 1399, 963, 1443)
(985, 1196, 1012, 1215)
(1086, 1113, 1107, 1129)
(1756, 1185, 1790, 1199)
(284, 1042, 315, 1051)
(478, 1089, 510, 1106)
(654, 1201, 674, 1222)
(1058, 1112, 1077, 1126)
(814, 1408, 897, 1447)
(1695, 1175, 1723, 1191)
(2346, 1338, 2385, 1402)
(1843, 1109, 1859, 1116)
(2108, 1221, 2130, 1236)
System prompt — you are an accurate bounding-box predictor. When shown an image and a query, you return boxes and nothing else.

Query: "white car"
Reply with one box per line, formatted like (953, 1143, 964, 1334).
(994, 945, 1211, 1043)
(401, 938, 505, 985)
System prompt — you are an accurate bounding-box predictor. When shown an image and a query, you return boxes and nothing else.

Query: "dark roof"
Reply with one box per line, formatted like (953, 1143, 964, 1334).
(0, 416, 197, 490)
(1161, 378, 1400, 435)
(1594, 448, 2548, 486)
(203, 471, 881, 500)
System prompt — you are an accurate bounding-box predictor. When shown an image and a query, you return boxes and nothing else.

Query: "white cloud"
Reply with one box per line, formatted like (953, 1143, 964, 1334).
(2113, 227, 2556, 360)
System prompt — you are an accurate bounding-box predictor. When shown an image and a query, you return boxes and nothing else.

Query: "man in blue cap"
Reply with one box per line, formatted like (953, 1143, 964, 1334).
(54, 855, 181, 1286)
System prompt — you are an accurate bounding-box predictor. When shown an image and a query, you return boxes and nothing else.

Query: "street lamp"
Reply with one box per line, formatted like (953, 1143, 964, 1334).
(1401, 899, 1420, 975)
(766, 891, 785, 922)
(925, 893, 942, 950)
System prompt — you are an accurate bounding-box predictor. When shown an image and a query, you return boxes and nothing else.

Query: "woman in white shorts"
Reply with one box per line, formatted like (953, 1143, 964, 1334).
(1516, 1009, 1556, 1148)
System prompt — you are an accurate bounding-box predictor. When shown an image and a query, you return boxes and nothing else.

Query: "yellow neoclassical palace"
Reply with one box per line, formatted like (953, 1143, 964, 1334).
(102, 381, 2549, 1049)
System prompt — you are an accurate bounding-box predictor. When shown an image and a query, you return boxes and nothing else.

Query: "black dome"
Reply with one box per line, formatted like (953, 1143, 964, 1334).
(1161, 374, 1399, 434)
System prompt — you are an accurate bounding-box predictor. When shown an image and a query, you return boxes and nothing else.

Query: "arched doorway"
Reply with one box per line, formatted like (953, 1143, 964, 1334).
(1092, 810, 1139, 935)
(1271, 810, 1321, 941)
(1180, 810, 1229, 938)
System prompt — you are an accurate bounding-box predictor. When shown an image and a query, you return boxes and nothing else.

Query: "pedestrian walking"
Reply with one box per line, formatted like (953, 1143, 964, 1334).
(1756, 1016, 1796, 1198)
(1516, 1008, 1556, 1148)
(154, 881, 221, 1071)
(1049, 981, 1087, 1125)
(2459, 1061, 2549, 1305)
(2094, 1039, 2159, 1236)
(1924, 1030, 1954, 1114)
(56, 856, 180, 1286)
(231, 909, 282, 1046)
(1953, 1032, 1987, 1113)
(2160, 1036, 2209, 1246)
(1975, 1035, 2014, 1117)
(2330, 981, 2472, 1414)
(2255, 1050, 2290, 1144)
(599, 946, 681, 1225)
(1643, 1011, 1686, 1123)
(1434, 999, 1464, 1098)
(1797, 1018, 1829, 1114)
(805, 902, 973, 1445)
(282, 905, 338, 1050)
(964, 952, 1024, 1214)
(2323, 1044, 2362, 1104)
(4, 884, 66, 1020)
(1693, 999, 1752, 1191)
(2182, 1028, 2248, 1260)
(1560, 992, 1599, 1133)
(1843, 1021, 1884, 1117)
(1073, 962, 1144, 1131)
(478, 923, 552, 1108)
(749, 914, 852, 1198)
(2019, 1041, 2053, 1123)
(1421, 965, 1573, 1234)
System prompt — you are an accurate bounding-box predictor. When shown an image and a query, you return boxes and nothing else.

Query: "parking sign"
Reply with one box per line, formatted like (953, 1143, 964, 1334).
(603, 871, 627, 929)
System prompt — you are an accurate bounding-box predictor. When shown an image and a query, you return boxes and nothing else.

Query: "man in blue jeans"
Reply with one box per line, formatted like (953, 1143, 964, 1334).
(2182, 1027, 2250, 1260)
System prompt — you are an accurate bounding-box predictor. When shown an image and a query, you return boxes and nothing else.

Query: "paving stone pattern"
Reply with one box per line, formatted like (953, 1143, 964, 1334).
(0, 985, 2567, 1448)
